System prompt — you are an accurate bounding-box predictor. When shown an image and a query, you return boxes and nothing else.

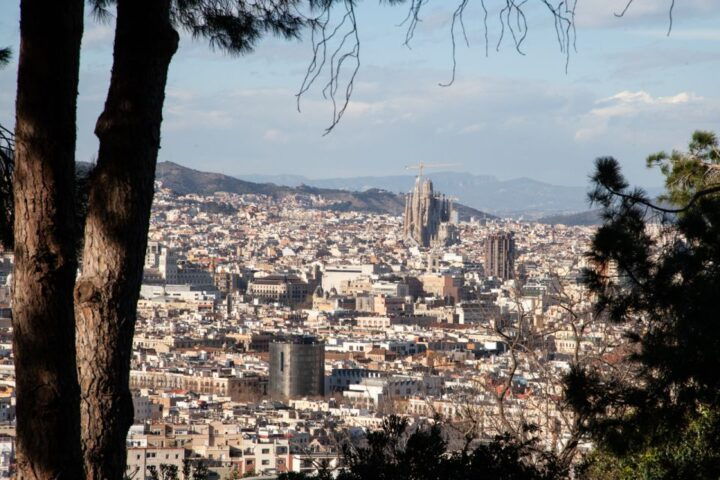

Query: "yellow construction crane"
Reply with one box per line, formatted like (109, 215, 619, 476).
(405, 162, 460, 178)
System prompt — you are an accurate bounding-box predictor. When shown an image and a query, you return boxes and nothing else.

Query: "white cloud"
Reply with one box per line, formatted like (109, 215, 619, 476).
(575, 90, 702, 140)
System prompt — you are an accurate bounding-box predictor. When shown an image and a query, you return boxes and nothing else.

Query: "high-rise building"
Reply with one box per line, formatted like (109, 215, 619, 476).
(484, 232, 515, 280)
(269, 336, 325, 400)
(403, 178, 459, 248)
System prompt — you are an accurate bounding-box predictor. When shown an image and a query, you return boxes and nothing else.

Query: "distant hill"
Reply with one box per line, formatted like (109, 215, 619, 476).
(239, 171, 591, 218)
(156, 162, 494, 221)
(156, 161, 288, 196)
(537, 209, 603, 226)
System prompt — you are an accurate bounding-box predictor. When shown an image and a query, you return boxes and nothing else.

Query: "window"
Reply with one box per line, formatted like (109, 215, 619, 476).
(262, 448, 270, 454)
(262, 460, 270, 466)
(280, 351, 284, 372)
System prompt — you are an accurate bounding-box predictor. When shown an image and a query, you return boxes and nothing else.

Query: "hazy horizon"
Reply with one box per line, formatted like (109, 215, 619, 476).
(159, 159, 657, 190)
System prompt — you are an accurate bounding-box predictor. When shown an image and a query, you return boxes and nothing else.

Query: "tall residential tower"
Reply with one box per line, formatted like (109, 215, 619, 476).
(484, 232, 515, 280)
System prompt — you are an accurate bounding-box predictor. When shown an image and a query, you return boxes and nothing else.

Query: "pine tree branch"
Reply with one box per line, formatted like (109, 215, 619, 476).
(601, 183, 720, 214)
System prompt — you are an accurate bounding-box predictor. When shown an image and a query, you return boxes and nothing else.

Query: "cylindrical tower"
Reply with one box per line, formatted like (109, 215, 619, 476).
(268, 336, 325, 400)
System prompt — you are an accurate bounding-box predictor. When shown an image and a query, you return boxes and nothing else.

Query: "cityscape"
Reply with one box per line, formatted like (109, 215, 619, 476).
(0, 1, 719, 480)
(0, 163, 618, 478)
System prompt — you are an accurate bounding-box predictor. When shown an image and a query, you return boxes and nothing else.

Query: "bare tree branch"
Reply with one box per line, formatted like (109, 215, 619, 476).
(296, 0, 360, 135)
(614, 0, 676, 36)
(600, 181, 720, 214)
(297, 0, 579, 132)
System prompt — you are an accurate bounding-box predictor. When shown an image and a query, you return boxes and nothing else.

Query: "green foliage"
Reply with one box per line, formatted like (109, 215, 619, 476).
(646, 130, 720, 207)
(579, 408, 720, 480)
(569, 131, 720, 478)
(279, 416, 565, 480)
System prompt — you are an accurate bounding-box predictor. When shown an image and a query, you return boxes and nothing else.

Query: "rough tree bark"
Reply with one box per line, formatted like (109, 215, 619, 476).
(73, 0, 178, 478)
(11, 0, 85, 478)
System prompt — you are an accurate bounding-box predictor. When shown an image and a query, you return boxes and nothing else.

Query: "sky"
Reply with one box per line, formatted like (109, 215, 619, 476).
(1, 0, 719, 187)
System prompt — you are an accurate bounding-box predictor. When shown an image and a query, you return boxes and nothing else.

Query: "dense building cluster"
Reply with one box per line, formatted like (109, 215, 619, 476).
(0, 180, 627, 479)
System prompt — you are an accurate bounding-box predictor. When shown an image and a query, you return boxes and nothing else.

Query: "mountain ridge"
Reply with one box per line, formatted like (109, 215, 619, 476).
(237, 171, 591, 217)
(536, 209, 603, 226)
(155, 162, 495, 221)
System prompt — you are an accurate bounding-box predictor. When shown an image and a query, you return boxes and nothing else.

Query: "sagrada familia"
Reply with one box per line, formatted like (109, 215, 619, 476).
(403, 177, 459, 248)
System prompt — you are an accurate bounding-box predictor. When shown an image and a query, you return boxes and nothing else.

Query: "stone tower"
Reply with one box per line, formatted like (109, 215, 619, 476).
(403, 177, 458, 247)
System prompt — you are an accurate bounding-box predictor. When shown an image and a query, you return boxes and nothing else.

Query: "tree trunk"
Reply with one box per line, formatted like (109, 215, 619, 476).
(74, 1, 178, 478)
(12, 0, 84, 478)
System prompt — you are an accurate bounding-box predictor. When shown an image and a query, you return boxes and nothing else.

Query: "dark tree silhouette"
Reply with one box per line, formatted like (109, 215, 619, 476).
(278, 416, 566, 480)
(565, 132, 720, 478)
